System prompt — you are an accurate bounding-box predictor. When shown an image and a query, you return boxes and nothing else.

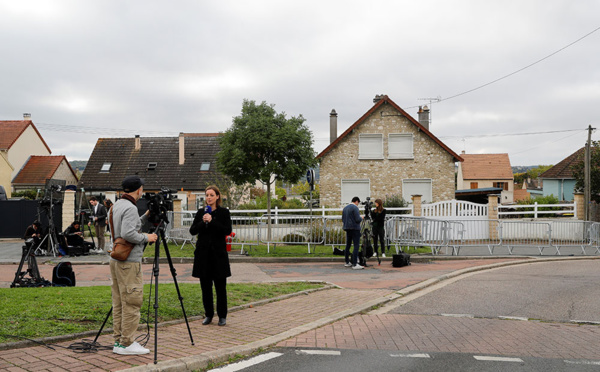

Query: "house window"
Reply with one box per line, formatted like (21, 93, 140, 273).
(147, 162, 157, 170)
(341, 179, 370, 206)
(100, 162, 112, 173)
(402, 179, 432, 203)
(358, 134, 383, 159)
(200, 162, 210, 171)
(388, 134, 414, 159)
(493, 182, 508, 190)
(470, 182, 478, 189)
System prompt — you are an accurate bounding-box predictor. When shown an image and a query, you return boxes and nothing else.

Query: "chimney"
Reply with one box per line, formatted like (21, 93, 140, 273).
(134, 135, 141, 151)
(179, 132, 185, 165)
(329, 109, 337, 144)
(418, 105, 430, 130)
(373, 94, 385, 103)
(23, 113, 31, 120)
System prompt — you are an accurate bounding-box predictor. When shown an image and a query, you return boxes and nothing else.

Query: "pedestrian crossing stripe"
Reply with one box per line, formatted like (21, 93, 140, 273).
(390, 353, 431, 358)
(208, 352, 283, 371)
(297, 350, 342, 355)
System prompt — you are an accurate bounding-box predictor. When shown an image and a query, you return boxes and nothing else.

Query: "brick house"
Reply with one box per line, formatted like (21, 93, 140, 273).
(456, 153, 514, 204)
(79, 133, 227, 209)
(0, 116, 52, 198)
(317, 95, 463, 206)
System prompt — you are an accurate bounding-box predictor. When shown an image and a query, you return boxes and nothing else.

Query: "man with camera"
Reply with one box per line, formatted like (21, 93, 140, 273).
(88, 196, 107, 253)
(342, 196, 364, 270)
(109, 175, 157, 355)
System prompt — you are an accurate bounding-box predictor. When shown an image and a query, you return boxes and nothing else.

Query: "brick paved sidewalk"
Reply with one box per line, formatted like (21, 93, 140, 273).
(279, 313, 600, 361)
(0, 288, 391, 372)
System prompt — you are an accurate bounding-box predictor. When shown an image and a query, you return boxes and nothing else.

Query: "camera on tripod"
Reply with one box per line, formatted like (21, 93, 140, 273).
(144, 187, 176, 224)
(361, 196, 373, 219)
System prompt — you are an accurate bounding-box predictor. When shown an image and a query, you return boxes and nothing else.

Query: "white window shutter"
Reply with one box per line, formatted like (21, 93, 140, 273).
(359, 134, 383, 159)
(389, 134, 413, 159)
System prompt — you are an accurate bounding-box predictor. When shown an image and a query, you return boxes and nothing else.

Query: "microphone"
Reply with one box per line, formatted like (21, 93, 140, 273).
(204, 205, 212, 225)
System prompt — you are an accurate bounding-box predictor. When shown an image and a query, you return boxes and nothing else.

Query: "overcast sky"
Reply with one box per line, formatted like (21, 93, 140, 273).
(1, 1, 599, 166)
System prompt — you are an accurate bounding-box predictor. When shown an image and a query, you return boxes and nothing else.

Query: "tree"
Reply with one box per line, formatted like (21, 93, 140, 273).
(216, 99, 317, 237)
(572, 141, 600, 202)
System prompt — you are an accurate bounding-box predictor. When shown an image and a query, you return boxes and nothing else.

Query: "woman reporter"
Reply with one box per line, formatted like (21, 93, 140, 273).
(189, 185, 232, 326)
(371, 198, 387, 257)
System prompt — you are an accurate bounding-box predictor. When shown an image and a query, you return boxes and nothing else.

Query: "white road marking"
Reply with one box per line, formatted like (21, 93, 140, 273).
(474, 356, 524, 362)
(565, 360, 600, 366)
(498, 316, 529, 321)
(208, 352, 283, 371)
(440, 313, 474, 318)
(296, 350, 342, 355)
(390, 353, 431, 358)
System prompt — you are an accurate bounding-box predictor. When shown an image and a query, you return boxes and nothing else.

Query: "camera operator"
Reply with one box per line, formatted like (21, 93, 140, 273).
(342, 196, 363, 270)
(23, 220, 43, 248)
(88, 196, 107, 253)
(371, 198, 387, 257)
(109, 175, 157, 355)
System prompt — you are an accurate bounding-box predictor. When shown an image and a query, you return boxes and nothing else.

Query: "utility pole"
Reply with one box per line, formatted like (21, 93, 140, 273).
(584, 125, 595, 221)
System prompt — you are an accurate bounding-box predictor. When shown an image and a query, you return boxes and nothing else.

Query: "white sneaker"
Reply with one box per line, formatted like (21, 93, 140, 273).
(344, 263, 352, 267)
(112, 342, 121, 353)
(114, 341, 150, 355)
(381, 253, 386, 258)
(352, 264, 364, 270)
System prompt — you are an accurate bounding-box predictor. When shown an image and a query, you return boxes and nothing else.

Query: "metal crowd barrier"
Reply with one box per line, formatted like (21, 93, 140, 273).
(387, 216, 600, 256)
(257, 215, 326, 253)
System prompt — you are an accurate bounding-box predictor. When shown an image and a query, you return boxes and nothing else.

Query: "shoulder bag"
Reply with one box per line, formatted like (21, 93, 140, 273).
(108, 206, 135, 261)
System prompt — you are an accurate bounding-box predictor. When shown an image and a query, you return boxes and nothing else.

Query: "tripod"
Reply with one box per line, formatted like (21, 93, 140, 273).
(92, 217, 194, 364)
(11, 240, 47, 287)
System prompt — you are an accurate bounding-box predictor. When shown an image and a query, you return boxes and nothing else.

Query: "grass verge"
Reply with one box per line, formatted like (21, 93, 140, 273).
(0, 281, 323, 344)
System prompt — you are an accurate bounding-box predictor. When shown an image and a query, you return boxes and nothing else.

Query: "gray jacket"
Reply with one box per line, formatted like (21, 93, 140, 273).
(109, 198, 148, 262)
(342, 203, 362, 231)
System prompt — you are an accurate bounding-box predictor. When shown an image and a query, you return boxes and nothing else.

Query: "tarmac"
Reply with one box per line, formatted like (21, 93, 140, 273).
(1, 238, 599, 371)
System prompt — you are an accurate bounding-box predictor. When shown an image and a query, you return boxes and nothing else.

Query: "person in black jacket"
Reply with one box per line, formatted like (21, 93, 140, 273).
(189, 185, 232, 326)
(88, 196, 107, 253)
(63, 221, 84, 246)
(371, 199, 387, 257)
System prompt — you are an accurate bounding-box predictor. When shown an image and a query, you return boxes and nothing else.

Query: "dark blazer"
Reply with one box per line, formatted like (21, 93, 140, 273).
(189, 206, 232, 279)
(91, 203, 107, 227)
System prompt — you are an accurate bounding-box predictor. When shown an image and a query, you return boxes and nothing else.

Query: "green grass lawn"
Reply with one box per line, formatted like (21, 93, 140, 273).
(0, 281, 323, 344)
(144, 242, 430, 258)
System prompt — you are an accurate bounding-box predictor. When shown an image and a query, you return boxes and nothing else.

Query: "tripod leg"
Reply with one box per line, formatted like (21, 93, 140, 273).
(92, 307, 113, 345)
(159, 229, 195, 345)
(10, 245, 30, 288)
(153, 238, 160, 365)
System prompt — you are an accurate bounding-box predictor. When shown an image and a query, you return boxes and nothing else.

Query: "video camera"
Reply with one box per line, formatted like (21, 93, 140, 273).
(361, 196, 373, 219)
(144, 187, 176, 224)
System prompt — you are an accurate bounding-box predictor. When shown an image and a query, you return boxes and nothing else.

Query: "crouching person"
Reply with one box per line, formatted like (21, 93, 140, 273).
(109, 175, 157, 355)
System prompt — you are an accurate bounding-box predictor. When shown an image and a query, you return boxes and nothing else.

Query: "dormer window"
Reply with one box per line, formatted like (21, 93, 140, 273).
(147, 162, 157, 170)
(200, 162, 210, 171)
(100, 162, 112, 173)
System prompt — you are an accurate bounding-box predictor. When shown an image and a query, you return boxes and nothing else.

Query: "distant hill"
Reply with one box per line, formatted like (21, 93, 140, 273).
(69, 160, 88, 171)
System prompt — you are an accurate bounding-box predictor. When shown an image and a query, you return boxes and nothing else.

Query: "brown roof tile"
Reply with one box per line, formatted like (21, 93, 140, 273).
(79, 135, 226, 192)
(538, 148, 583, 179)
(461, 153, 513, 180)
(12, 155, 73, 185)
(0, 120, 51, 153)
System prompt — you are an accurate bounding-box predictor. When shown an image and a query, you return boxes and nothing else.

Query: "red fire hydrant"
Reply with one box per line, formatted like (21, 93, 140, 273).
(226, 232, 236, 252)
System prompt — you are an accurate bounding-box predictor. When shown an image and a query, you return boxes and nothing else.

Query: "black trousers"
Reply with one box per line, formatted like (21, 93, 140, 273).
(373, 227, 385, 254)
(200, 277, 228, 319)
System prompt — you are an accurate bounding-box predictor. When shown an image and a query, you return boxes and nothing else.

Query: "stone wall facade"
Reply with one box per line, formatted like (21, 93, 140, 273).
(319, 104, 456, 207)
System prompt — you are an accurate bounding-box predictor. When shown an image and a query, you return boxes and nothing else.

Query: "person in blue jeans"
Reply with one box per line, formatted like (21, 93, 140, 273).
(342, 196, 364, 270)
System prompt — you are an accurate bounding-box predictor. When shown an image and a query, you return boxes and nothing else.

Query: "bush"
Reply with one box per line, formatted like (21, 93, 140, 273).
(282, 233, 305, 244)
(383, 194, 410, 214)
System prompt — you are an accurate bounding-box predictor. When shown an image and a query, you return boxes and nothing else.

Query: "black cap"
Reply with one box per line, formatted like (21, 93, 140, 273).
(122, 175, 145, 193)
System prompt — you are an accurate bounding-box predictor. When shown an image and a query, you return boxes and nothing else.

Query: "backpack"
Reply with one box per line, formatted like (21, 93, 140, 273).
(52, 262, 76, 286)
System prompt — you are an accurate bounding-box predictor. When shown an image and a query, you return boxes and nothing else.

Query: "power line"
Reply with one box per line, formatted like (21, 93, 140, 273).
(406, 25, 600, 108)
(36, 122, 178, 136)
(439, 128, 585, 140)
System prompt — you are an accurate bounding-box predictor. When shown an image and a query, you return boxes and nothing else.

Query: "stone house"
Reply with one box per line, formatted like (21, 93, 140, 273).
(0, 116, 52, 198)
(456, 153, 514, 204)
(317, 95, 463, 206)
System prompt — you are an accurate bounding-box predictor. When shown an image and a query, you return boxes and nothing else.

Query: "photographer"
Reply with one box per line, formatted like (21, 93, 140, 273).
(109, 176, 157, 355)
(189, 185, 232, 327)
(88, 196, 107, 253)
(23, 220, 43, 249)
(371, 199, 387, 257)
(342, 196, 363, 270)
